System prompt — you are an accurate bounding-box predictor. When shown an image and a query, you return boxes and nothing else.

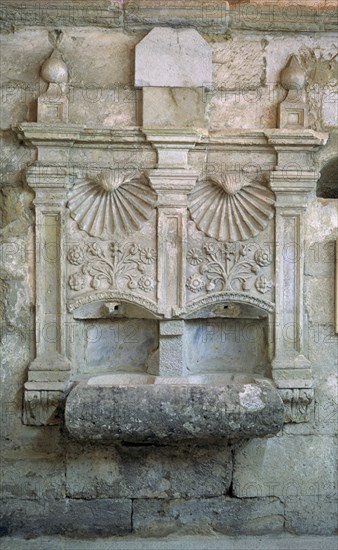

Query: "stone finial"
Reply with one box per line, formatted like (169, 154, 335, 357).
(280, 55, 306, 93)
(38, 48, 69, 123)
(40, 49, 68, 85)
(278, 55, 308, 129)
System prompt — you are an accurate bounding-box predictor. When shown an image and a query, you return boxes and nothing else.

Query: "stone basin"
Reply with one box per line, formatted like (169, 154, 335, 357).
(65, 374, 284, 444)
(86, 373, 263, 386)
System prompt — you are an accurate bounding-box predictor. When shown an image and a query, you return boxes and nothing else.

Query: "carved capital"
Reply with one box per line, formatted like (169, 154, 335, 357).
(23, 352, 71, 426)
(279, 388, 314, 423)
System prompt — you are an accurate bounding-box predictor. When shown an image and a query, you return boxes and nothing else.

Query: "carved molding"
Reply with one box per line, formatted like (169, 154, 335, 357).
(68, 290, 158, 315)
(186, 292, 275, 316)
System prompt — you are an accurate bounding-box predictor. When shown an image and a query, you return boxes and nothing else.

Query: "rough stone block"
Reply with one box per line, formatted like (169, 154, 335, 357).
(135, 28, 212, 88)
(132, 496, 284, 536)
(285, 496, 338, 535)
(305, 277, 335, 325)
(0, 451, 65, 499)
(212, 38, 265, 91)
(143, 88, 206, 129)
(66, 444, 232, 499)
(233, 435, 337, 501)
(0, 498, 131, 537)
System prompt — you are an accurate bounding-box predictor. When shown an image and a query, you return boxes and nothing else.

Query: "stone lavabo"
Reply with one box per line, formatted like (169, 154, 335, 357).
(17, 28, 328, 440)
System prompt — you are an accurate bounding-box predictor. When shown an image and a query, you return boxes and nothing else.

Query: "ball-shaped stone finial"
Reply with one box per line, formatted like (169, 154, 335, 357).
(40, 50, 68, 84)
(281, 55, 305, 91)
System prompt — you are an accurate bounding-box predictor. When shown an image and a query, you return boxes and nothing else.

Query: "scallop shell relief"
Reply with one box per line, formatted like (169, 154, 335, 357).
(188, 174, 275, 242)
(68, 170, 156, 238)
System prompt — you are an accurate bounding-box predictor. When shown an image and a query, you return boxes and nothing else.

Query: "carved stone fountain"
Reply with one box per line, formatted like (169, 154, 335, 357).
(18, 28, 327, 442)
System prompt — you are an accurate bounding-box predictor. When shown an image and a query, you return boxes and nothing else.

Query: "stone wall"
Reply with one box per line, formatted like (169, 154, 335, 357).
(1, 0, 337, 538)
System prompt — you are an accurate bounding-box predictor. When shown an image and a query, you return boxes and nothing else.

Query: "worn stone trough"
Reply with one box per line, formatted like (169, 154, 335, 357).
(65, 373, 284, 444)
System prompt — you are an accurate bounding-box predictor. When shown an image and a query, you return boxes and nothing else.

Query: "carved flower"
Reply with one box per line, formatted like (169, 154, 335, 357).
(187, 248, 204, 265)
(140, 247, 156, 264)
(206, 281, 216, 292)
(86, 242, 104, 259)
(128, 279, 138, 290)
(138, 276, 154, 292)
(129, 244, 139, 255)
(255, 275, 273, 294)
(110, 242, 122, 258)
(204, 242, 219, 256)
(67, 245, 84, 266)
(69, 272, 85, 291)
(186, 274, 204, 293)
(254, 248, 273, 267)
(91, 277, 101, 290)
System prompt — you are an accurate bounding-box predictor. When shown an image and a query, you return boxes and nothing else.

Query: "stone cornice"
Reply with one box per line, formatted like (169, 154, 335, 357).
(16, 124, 328, 153)
(1, 1, 337, 34)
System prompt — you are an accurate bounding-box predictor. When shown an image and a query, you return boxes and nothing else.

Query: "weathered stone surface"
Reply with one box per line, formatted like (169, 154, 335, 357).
(1, 0, 336, 33)
(132, 496, 284, 535)
(0, 451, 65, 499)
(65, 380, 284, 443)
(143, 88, 206, 129)
(233, 435, 337, 501)
(305, 277, 335, 324)
(66, 444, 232, 498)
(135, 28, 212, 88)
(208, 87, 277, 129)
(285, 496, 338, 535)
(0, 498, 132, 537)
(212, 38, 266, 91)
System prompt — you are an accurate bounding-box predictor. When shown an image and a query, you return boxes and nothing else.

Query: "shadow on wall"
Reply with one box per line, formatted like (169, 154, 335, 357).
(317, 158, 338, 198)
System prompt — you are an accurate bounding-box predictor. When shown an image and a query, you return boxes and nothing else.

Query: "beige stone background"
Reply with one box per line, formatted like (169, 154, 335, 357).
(0, 0, 337, 538)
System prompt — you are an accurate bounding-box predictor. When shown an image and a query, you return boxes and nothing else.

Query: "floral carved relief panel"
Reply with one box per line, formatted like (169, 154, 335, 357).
(67, 241, 157, 298)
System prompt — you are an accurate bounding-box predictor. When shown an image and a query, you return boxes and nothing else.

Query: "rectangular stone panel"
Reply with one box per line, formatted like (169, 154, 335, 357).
(143, 88, 206, 129)
(135, 28, 212, 88)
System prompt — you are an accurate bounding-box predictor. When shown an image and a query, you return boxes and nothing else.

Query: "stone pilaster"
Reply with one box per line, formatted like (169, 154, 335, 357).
(268, 130, 328, 422)
(23, 166, 71, 425)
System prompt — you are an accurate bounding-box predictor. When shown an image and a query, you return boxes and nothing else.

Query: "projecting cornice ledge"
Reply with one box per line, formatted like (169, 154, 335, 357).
(16, 124, 328, 152)
(1, 1, 337, 34)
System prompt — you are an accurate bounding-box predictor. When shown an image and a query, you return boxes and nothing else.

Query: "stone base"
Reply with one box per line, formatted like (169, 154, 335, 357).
(0, 499, 132, 537)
